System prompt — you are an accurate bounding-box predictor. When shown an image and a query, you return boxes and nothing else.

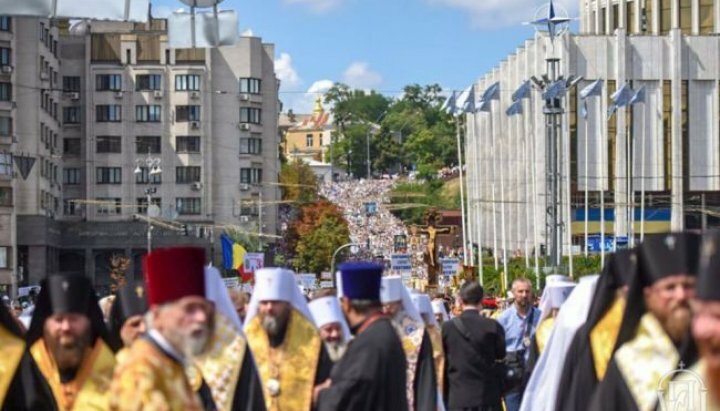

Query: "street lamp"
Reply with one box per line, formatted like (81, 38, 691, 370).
(331, 242, 362, 287)
(135, 150, 162, 253)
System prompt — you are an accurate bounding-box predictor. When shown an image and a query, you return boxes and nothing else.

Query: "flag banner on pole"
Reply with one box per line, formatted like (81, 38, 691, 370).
(478, 99, 492, 113)
(459, 85, 476, 114)
(441, 91, 458, 115)
(580, 79, 603, 99)
(542, 79, 566, 100)
(629, 85, 646, 105)
(608, 83, 635, 117)
(169, 9, 239, 48)
(512, 80, 531, 101)
(480, 82, 501, 102)
(506, 100, 523, 116)
(0, 0, 149, 21)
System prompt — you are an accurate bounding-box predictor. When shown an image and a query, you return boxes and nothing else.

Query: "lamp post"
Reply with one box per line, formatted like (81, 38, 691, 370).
(134, 149, 162, 253)
(331, 242, 362, 287)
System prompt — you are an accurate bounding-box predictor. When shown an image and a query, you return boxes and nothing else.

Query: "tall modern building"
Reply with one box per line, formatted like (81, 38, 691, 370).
(464, 0, 720, 260)
(0, 17, 279, 292)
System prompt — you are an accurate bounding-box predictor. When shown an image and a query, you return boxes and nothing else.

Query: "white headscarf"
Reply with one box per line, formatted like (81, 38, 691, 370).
(308, 296, 352, 342)
(380, 276, 423, 324)
(538, 276, 576, 322)
(243, 267, 314, 331)
(410, 293, 438, 326)
(204, 265, 244, 333)
(431, 299, 450, 322)
(520, 275, 599, 411)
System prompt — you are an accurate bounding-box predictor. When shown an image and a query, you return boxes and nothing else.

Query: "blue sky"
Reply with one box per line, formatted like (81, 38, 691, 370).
(152, 0, 577, 112)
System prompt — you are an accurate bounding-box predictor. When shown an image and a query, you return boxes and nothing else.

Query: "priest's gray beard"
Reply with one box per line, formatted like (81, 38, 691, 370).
(261, 311, 289, 338)
(325, 341, 347, 362)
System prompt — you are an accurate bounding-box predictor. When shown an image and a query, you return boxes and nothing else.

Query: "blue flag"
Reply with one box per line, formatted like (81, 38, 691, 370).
(459, 85, 476, 113)
(220, 233, 234, 270)
(542, 79, 567, 100)
(478, 99, 492, 113)
(481, 82, 500, 102)
(512, 80, 531, 101)
(629, 85, 646, 105)
(441, 91, 458, 115)
(580, 79, 603, 99)
(506, 100, 523, 116)
(608, 83, 635, 118)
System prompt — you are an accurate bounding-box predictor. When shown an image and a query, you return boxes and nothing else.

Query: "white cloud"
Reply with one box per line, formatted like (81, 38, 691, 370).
(342, 62, 382, 90)
(283, 0, 343, 13)
(275, 53, 302, 89)
(284, 80, 335, 113)
(428, 0, 578, 29)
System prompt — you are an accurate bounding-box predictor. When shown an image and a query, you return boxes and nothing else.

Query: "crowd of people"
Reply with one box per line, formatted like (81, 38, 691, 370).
(320, 179, 408, 260)
(1, 230, 720, 410)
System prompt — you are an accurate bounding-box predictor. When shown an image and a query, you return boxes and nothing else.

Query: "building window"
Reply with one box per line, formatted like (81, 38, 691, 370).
(239, 78, 261, 94)
(176, 105, 201, 122)
(63, 76, 81, 92)
(0, 82, 11, 101)
(679, 0, 691, 32)
(0, 116, 11, 136)
(176, 197, 201, 215)
(0, 17, 11, 32)
(135, 167, 162, 184)
(136, 136, 161, 154)
(176, 166, 201, 184)
(136, 74, 162, 91)
(240, 137, 262, 155)
(63, 107, 81, 124)
(660, 0, 672, 34)
(96, 198, 121, 215)
(96, 167, 122, 184)
(306, 134, 314, 147)
(175, 74, 200, 91)
(240, 167, 262, 184)
(176, 136, 200, 153)
(0, 153, 11, 177)
(0, 188, 10, 207)
(240, 108, 261, 124)
(96, 105, 122, 122)
(63, 168, 81, 185)
(96, 136, 122, 153)
(96, 74, 122, 91)
(0, 47, 10, 66)
(700, 0, 714, 33)
(64, 138, 81, 155)
(135, 105, 162, 122)
(63, 199, 81, 216)
(137, 197, 161, 214)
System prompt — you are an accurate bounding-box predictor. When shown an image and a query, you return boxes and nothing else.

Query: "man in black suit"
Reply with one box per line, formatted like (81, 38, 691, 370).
(442, 281, 506, 411)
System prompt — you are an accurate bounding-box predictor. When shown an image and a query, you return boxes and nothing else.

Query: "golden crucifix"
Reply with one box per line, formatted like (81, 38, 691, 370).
(411, 208, 457, 287)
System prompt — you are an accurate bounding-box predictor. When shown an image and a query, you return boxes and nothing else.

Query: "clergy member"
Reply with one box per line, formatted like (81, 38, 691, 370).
(190, 265, 265, 411)
(411, 292, 445, 393)
(381, 276, 437, 411)
(526, 276, 576, 371)
(109, 247, 214, 411)
(432, 299, 450, 324)
(0, 300, 56, 410)
(107, 281, 148, 354)
(244, 267, 332, 411)
(555, 250, 636, 411)
(309, 295, 352, 362)
(588, 232, 701, 411)
(315, 262, 409, 411)
(26, 273, 117, 410)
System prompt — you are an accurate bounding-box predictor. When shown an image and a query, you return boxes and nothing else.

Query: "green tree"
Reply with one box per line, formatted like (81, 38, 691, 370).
(286, 200, 351, 274)
(279, 159, 318, 204)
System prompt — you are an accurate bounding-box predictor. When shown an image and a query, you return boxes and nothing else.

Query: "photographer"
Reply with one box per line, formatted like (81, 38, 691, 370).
(442, 281, 506, 411)
(497, 278, 540, 411)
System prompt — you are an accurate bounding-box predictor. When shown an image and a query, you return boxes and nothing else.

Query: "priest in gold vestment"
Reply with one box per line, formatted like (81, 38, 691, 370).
(109, 247, 215, 411)
(244, 268, 333, 411)
(25, 273, 116, 410)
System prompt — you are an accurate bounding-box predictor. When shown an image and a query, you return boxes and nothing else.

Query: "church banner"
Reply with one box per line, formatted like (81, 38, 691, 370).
(390, 254, 412, 271)
(441, 258, 461, 276)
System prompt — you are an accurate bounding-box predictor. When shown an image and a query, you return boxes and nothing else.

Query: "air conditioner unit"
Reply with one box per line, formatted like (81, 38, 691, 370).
(190, 121, 200, 129)
(239, 183, 250, 191)
(191, 182, 203, 191)
(39, 71, 49, 81)
(1, 66, 12, 74)
(114, 91, 124, 99)
(239, 216, 250, 223)
(238, 123, 250, 131)
(190, 91, 200, 100)
(64, 92, 80, 101)
(153, 90, 163, 99)
(238, 93, 250, 101)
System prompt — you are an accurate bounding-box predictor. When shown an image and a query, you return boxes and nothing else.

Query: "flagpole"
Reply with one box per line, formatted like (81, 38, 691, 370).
(522, 109, 530, 268)
(564, 97, 574, 279)
(530, 94, 540, 287)
(473, 113, 484, 285)
(465, 112, 475, 265)
(640, 101, 646, 241)
(490, 110, 499, 270)
(584, 105, 589, 257)
(599, 94, 606, 266)
(455, 115, 468, 265)
(628, 103, 635, 248)
(498, 102, 509, 291)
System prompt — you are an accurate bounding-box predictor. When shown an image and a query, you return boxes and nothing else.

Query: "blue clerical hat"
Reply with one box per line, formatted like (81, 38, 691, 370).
(339, 262, 383, 300)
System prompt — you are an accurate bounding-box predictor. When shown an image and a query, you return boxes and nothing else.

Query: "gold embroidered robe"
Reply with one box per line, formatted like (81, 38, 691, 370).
(0, 324, 26, 407)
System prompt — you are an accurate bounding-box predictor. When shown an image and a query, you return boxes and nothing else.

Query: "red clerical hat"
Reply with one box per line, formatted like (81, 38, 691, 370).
(144, 247, 206, 306)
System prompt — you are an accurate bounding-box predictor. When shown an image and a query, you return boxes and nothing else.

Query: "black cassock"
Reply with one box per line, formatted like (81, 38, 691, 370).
(585, 358, 642, 411)
(414, 331, 438, 411)
(317, 317, 409, 411)
(554, 323, 599, 411)
(0, 305, 56, 411)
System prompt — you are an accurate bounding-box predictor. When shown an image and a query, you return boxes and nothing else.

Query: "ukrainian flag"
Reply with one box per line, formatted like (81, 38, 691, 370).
(221, 233, 247, 271)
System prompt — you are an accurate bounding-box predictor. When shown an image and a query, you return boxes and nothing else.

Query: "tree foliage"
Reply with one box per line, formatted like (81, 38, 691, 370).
(279, 159, 318, 204)
(286, 200, 351, 274)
